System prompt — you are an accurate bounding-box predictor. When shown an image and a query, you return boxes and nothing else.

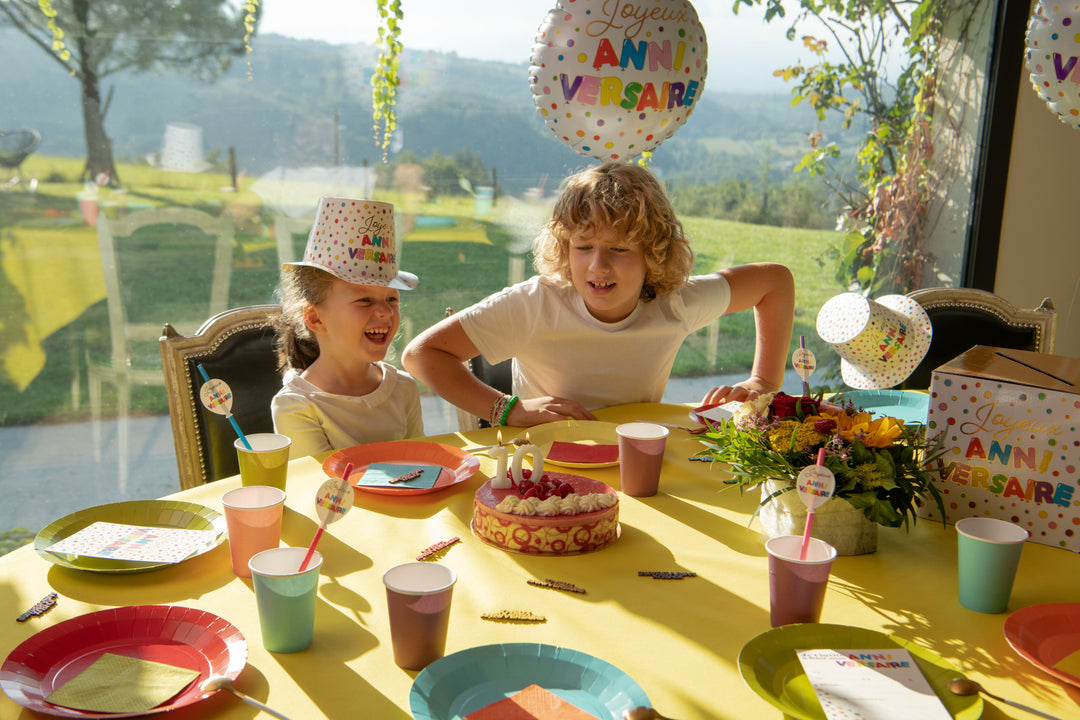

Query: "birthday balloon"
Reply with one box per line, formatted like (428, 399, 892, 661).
(1026, 1, 1080, 129)
(529, 0, 708, 160)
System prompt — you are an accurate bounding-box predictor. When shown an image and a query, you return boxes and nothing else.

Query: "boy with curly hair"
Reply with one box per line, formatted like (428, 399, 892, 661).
(403, 161, 794, 428)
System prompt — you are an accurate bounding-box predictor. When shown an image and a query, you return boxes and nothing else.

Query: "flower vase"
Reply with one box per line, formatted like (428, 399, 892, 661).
(758, 479, 878, 555)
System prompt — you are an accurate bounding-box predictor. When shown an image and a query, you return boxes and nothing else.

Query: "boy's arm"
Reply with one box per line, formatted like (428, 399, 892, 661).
(402, 316, 594, 427)
(701, 262, 795, 405)
(403, 316, 501, 423)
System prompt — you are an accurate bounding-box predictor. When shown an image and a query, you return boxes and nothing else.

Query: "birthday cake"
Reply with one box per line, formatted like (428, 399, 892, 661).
(472, 471, 619, 555)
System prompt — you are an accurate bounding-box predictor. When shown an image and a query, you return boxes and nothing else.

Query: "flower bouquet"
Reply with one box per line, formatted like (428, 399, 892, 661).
(697, 391, 947, 551)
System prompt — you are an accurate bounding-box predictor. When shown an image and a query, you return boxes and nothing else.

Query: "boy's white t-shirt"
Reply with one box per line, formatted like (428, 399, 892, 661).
(457, 274, 731, 410)
(271, 362, 424, 458)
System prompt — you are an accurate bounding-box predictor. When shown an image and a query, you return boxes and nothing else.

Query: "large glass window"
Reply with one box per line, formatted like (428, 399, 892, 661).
(0, 1, 1004, 545)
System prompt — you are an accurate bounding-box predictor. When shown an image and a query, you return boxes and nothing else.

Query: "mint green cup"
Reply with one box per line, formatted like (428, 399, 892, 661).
(249, 547, 322, 652)
(956, 517, 1029, 614)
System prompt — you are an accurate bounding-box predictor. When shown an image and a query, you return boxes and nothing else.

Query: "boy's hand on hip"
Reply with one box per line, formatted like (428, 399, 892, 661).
(509, 397, 597, 426)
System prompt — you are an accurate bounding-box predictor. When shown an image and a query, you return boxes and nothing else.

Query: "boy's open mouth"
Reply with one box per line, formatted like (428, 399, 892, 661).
(589, 280, 615, 290)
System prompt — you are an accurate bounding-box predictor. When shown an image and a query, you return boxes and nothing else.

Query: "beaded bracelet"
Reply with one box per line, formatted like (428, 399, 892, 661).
(500, 395, 519, 426)
(489, 394, 510, 426)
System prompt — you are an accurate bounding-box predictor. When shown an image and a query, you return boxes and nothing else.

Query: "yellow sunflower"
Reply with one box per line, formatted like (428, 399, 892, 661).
(823, 411, 905, 448)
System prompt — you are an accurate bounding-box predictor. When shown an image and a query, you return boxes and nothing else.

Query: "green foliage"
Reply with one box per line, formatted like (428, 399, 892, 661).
(696, 391, 948, 528)
(735, 0, 950, 294)
(2, 0, 256, 180)
(373, 0, 404, 160)
(0, 527, 33, 557)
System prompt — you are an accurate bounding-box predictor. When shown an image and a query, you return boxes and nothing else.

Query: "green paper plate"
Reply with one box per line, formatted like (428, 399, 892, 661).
(832, 389, 930, 424)
(410, 643, 649, 720)
(738, 624, 983, 720)
(35, 500, 227, 573)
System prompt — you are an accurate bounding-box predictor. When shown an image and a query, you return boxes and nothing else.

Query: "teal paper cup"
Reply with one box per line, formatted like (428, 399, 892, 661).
(956, 517, 1029, 614)
(249, 547, 322, 652)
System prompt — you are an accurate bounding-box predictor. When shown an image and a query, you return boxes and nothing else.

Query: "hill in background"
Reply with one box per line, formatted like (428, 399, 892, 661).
(0, 28, 861, 193)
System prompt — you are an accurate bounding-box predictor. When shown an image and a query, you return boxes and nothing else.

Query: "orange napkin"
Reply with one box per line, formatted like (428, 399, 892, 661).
(547, 442, 619, 464)
(464, 684, 599, 720)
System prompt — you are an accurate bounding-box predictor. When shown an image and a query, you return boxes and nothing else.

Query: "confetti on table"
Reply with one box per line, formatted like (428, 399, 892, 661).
(481, 610, 547, 623)
(638, 571, 697, 579)
(527, 578, 586, 594)
(417, 537, 460, 561)
(16, 592, 58, 622)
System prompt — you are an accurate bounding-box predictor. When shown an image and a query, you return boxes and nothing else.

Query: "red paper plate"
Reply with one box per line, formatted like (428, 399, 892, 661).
(0, 605, 246, 718)
(323, 441, 481, 496)
(1004, 602, 1080, 689)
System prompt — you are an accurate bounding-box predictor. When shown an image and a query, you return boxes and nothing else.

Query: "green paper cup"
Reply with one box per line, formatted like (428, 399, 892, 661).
(221, 485, 285, 577)
(236, 433, 291, 490)
(249, 546, 322, 653)
(956, 517, 1029, 614)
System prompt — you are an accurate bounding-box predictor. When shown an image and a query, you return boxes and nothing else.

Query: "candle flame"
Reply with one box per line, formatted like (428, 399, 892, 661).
(497, 429, 503, 444)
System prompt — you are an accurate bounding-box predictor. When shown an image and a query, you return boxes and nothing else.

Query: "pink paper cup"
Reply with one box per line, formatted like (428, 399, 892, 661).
(221, 485, 285, 577)
(766, 535, 837, 627)
(616, 422, 669, 497)
(383, 562, 457, 670)
(235, 433, 291, 490)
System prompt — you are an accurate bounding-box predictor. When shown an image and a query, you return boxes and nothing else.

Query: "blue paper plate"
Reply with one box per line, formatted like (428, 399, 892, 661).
(832, 389, 930, 424)
(410, 643, 650, 720)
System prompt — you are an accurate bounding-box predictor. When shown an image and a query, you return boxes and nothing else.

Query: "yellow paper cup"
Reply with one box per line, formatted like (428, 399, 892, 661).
(235, 433, 291, 490)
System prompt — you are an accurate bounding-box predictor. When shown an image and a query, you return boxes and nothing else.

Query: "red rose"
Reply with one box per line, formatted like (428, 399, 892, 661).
(769, 392, 822, 419)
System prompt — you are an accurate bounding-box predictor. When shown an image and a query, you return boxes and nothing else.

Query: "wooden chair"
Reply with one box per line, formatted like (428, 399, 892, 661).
(900, 287, 1057, 390)
(89, 207, 235, 483)
(159, 305, 284, 490)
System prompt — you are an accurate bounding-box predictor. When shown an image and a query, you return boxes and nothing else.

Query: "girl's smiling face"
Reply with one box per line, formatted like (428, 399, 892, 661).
(307, 278, 400, 363)
(568, 227, 648, 322)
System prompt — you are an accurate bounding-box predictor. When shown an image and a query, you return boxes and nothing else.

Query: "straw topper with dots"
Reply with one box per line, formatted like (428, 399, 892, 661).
(791, 336, 817, 397)
(300, 463, 356, 572)
(197, 364, 251, 450)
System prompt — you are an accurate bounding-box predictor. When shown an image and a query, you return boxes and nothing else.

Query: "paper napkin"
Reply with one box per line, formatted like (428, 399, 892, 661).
(45, 522, 217, 563)
(356, 462, 441, 488)
(547, 441, 619, 465)
(797, 648, 952, 720)
(465, 684, 599, 720)
(45, 653, 199, 713)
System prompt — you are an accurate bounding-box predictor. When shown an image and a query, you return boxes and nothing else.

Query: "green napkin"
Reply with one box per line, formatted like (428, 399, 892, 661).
(357, 462, 441, 488)
(45, 653, 199, 713)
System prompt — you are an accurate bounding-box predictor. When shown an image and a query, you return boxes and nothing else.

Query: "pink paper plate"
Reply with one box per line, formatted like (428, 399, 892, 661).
(1004, 602, 1080, 688)
(323, 441, 481, 496)
(0, 605, 246, 718)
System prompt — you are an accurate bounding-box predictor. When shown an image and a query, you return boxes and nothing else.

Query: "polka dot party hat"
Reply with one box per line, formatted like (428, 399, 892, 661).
(284, 197, 418, 290)
(816, 293, 932, 389)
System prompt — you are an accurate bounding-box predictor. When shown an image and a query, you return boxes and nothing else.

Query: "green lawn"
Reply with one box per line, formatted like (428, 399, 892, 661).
(0, 156, 846, 426)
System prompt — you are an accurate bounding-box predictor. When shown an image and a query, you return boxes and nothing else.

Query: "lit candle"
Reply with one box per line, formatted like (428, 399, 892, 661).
(511, 440, 545, 486)
(490, 430, 511, 489)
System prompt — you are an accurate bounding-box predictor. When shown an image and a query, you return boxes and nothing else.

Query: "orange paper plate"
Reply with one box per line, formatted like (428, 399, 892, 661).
(0, 605, 246, 718)
(323, 441, 480, 496)
(1004, 602, 1080, 688)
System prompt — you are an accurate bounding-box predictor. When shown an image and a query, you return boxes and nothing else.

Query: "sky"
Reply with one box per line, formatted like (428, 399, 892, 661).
(256, 0, 811, 93)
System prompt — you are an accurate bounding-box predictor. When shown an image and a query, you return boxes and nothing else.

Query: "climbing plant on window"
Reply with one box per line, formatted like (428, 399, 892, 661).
(37, 0, 71, 63)
(373, 0, 403, 160)
(243, 0, 259, 80)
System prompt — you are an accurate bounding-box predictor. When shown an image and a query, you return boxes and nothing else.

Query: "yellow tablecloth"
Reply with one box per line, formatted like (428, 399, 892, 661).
(2, 403, 1079, 719)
